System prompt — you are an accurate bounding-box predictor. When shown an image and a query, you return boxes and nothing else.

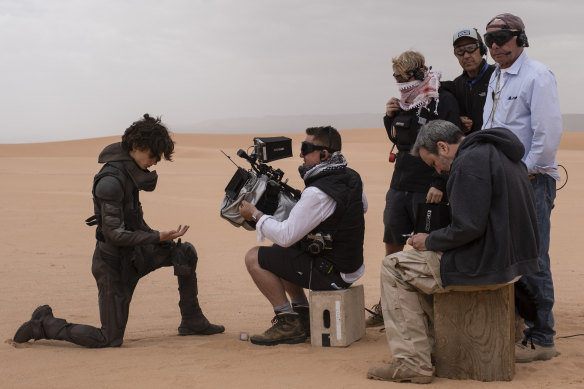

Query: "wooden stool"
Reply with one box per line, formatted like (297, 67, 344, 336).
(433, 282, 515, 381)
(309, 284, 365, 347)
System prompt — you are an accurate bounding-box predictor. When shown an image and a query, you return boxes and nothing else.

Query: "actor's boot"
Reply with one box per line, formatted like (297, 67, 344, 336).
(292, 304, 311, 337)
(250, 312, 307, 346)
(176, 274, 224, 335)
(13, 305, 54, 343)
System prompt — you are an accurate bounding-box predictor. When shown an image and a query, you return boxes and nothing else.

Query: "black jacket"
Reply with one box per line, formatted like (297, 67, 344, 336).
(91, 142, 160, 250)
(305, 167, 365, 273)
(384, 89, 460, 193)
(425, 128, 540, 286)
(441, 60, 496, 133)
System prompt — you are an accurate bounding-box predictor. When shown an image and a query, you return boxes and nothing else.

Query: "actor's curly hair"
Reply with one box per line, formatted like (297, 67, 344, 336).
(121, 114, 175, 161)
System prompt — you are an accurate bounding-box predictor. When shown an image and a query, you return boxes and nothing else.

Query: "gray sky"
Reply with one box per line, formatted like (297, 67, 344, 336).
(2, 0, 583, 143)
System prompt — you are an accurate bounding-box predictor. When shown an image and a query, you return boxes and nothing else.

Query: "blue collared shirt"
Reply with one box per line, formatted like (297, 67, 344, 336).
(482, 51, 562, 180)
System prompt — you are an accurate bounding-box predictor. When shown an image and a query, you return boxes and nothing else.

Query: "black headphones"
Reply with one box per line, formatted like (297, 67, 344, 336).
(516, 30, 529, 47)
(408, 67, 426, 81)
(474, 28, 488, 56)
(320, 150, 326, 160)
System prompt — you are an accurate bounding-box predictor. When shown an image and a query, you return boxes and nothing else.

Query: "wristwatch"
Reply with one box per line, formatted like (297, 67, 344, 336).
(252, 209, 262, 222)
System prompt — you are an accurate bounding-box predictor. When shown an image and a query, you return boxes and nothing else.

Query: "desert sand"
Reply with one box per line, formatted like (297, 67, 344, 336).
(0, 128, 583, 388)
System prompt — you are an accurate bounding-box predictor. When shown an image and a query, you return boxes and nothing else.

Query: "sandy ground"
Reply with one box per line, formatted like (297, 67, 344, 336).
(0, 129, 583, 388)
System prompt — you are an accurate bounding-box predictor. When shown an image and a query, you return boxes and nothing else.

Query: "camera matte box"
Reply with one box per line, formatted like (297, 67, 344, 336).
(224, 167, 249, 200)
(254, 136, 292, 163)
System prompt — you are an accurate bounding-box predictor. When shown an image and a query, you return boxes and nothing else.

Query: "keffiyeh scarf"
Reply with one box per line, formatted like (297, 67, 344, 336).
(299, 151, 347, 182)
(398, 71, 441, 115)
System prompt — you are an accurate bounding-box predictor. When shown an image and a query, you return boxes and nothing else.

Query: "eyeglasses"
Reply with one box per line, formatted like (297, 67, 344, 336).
(301, 141, 329, 156)
(393, 72, 412, 83)
(454, 42, 480, 56)
(484, 30, 521, 48)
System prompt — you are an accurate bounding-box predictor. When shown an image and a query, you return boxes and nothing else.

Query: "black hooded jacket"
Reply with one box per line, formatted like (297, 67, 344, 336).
(425, 128, 540, 286)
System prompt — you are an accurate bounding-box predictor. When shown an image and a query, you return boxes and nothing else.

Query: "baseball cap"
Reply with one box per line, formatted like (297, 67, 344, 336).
(486, 13, 525, 30)
(453, 28, 480, 45)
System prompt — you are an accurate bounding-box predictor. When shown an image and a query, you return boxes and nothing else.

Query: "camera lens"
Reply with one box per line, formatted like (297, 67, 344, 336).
(308, 240, 324, 255)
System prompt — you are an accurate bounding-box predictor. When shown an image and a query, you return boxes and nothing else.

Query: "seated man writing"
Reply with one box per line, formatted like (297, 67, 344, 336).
(367, 120, 540, 383)
(239, 126, 367, 346)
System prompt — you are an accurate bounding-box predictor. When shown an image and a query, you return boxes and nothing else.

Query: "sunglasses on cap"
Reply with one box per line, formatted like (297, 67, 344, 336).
(454, 42, 480, 56)
(301, 141, 333, 156)
(484, 30, 521, 48)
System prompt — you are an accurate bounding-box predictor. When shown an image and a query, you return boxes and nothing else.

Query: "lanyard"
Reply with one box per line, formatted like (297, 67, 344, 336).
(466, 62, 490, 87)
(486, 70, 505, 128)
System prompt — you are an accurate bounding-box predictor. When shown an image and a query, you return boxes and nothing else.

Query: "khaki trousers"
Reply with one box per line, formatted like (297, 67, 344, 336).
(380, 249, 444, 375)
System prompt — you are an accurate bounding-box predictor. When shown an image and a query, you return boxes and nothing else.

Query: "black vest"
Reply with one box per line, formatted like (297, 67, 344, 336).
(304, 167, 364, 273)
(88, 162, 145, 242)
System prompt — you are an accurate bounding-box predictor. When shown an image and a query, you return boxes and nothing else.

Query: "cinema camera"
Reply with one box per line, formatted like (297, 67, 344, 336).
(220, 136, 301, 230)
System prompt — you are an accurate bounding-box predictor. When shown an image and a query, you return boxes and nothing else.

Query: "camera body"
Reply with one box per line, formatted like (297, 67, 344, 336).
(220, 136, 301, 231)
(305, 232, 333, 255)
(253, 136, 293, 163)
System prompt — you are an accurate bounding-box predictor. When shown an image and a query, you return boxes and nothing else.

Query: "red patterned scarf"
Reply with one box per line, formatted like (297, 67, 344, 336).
(398, 71, 441, 113)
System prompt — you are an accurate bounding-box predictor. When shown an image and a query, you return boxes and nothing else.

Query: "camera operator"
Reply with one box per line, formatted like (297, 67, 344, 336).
(238, 126, 367, 346)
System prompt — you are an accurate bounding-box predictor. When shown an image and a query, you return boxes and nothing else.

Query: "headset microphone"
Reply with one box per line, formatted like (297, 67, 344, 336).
(504, 51, 512, 55)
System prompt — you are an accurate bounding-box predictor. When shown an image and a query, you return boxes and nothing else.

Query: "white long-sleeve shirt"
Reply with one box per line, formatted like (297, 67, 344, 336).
(256, 186, 368, 282)
(482, 51, 562, 180)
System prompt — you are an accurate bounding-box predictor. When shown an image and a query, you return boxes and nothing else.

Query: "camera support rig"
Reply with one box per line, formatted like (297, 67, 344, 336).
(236, 148, 301, 200)
(221, 136, 301, 202)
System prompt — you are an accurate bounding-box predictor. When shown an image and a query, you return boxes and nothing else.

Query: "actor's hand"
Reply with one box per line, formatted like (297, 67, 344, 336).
(426, 187, 443, 203)
(460, 116, 473, 133)
(408, 233, 429, 251)
(159, 225, 189, 241)
(238, 200, 257, 221)
(386, 98, 400, 117)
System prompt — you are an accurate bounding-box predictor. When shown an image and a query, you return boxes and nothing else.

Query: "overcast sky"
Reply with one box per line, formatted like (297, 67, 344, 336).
(1, 0, 583, 143)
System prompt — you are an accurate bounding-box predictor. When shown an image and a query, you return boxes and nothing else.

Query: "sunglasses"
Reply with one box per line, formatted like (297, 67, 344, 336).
(393, 72, 412, 83)
(483, 30, 521, 48)
(301, 141, 330, 156)
(454, 42, 480, 56)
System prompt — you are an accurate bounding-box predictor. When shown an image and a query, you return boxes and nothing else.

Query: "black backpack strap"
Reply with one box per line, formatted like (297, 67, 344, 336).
(85, 215, 98, 226)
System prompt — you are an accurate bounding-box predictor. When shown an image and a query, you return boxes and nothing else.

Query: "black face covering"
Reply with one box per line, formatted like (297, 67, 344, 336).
(122, 160, 158, 192)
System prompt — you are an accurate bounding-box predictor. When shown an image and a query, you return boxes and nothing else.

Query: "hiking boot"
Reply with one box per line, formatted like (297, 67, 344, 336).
(367, 360, 433, 384)
(178, 321, 225, 336)
(13, 305, 54, 343)
(292, 304, 310, 337)
(365, 300, 384, 328)
(250, 312, 307, 346)
(515, 342, 558, 363)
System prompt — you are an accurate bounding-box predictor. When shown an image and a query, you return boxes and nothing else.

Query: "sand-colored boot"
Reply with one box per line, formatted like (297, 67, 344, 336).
(365, 299, 384, 328)
(367, 360, 432, 384)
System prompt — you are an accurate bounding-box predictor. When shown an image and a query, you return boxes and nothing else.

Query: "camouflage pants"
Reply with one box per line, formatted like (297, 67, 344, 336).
(380, 249, 444, 376)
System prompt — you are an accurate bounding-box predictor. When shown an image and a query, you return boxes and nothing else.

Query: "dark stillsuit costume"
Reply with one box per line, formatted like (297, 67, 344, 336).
(22, 143, 216, 347)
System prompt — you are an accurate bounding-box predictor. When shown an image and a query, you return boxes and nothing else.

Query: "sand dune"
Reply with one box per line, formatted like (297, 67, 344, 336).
(1, 129, 583, 388)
